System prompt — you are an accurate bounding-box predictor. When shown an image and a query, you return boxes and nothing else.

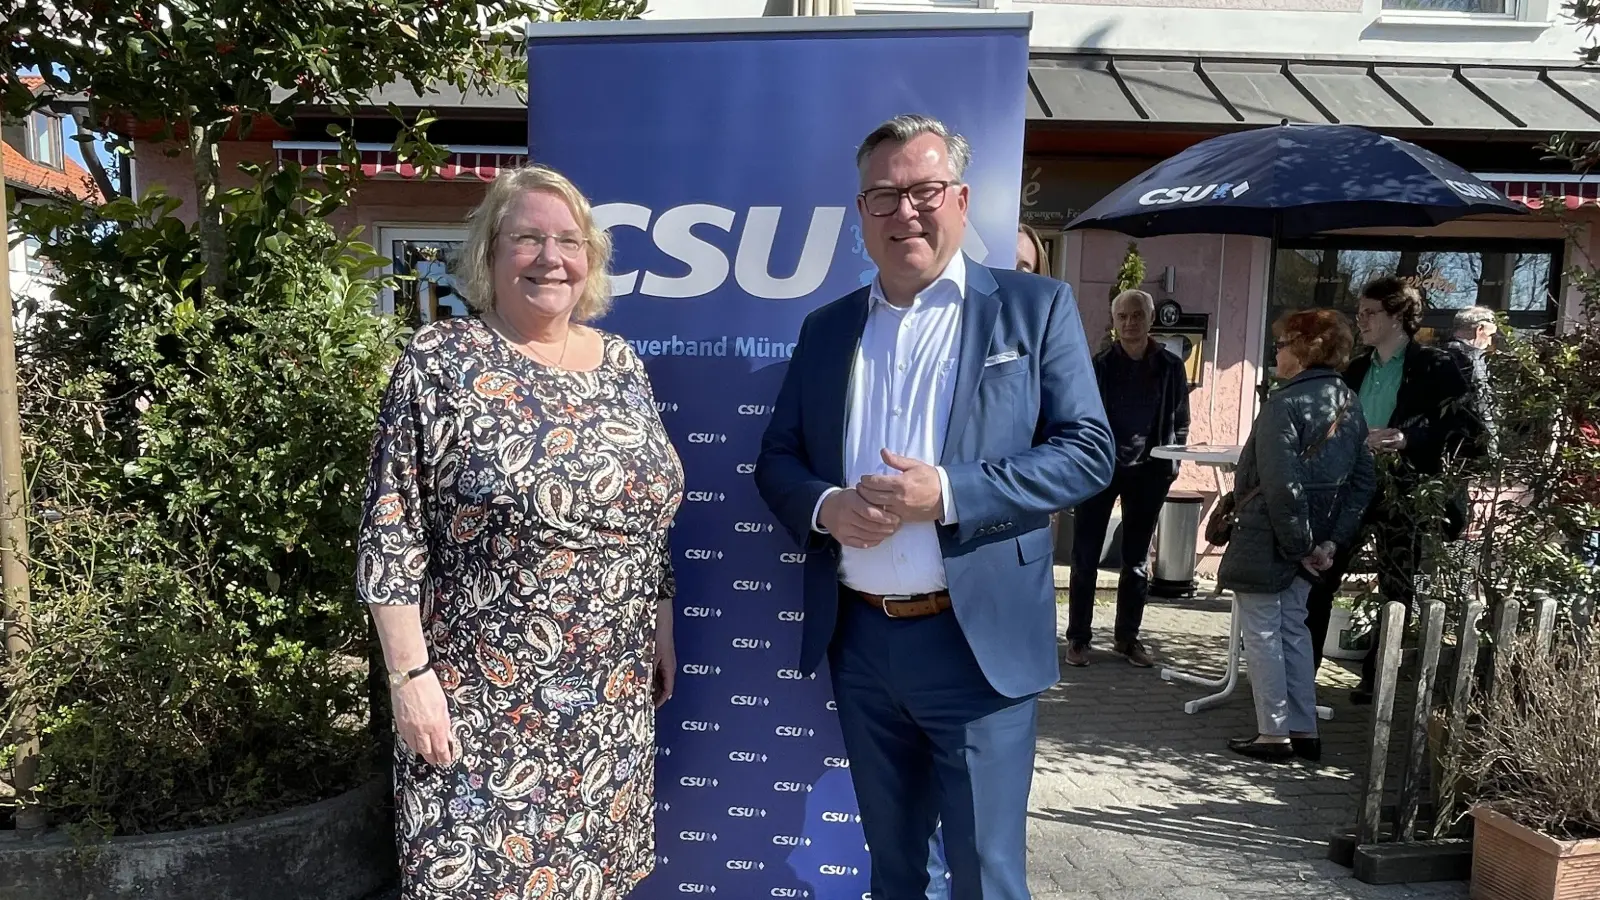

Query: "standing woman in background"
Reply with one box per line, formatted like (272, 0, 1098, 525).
(1217, 309, 1375, 762)
(357, 165, 684, 900)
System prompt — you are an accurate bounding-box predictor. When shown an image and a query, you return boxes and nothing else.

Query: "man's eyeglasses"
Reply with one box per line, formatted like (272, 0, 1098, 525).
(858, 181, 957, 218)
(507, 231, 587, 259)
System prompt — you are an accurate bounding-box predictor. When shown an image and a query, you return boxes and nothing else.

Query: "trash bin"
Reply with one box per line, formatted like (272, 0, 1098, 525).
(1150, 490, 1206, 599)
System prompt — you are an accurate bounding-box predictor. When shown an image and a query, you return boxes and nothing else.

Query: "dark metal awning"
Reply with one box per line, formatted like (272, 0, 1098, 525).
(1027, 52, 1600, 136)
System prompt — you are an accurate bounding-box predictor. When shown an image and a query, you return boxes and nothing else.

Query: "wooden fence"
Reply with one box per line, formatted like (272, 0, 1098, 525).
(1330, 592, 1596, 884)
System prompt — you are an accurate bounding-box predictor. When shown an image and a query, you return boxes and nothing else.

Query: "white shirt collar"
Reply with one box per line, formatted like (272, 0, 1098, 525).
(868, 252, 967, 310)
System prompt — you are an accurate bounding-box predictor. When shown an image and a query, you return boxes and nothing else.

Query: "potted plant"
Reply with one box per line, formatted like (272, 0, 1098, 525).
(1450, 629, 1600, 900)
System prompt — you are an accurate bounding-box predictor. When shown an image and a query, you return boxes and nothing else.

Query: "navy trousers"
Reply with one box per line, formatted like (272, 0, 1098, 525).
(829, 590, 1038, 900)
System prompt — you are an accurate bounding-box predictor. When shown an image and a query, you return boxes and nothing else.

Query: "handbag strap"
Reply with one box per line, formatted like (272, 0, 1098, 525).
(1231, 395, 1353, 511)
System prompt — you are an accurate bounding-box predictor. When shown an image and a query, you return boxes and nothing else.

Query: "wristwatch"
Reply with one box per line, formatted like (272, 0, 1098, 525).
(387, 662, 433, 689)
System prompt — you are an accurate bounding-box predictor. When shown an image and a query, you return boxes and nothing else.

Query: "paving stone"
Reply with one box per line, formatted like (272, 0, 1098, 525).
(1024, 594, 1469, 900)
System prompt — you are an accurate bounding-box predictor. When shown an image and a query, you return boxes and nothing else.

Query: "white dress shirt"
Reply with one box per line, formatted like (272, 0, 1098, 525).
(813, 253, 964, 595)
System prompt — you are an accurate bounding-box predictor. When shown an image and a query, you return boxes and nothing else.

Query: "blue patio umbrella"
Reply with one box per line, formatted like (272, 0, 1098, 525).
(1064, 123, 1525, 238)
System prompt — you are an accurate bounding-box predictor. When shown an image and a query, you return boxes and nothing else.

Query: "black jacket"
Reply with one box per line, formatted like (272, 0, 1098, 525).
(1343, 341, 1485, 539)
(1218, 369, 1376, 594)
(1092, 341, 1191, 479)
(1342, 341, 1484, 477)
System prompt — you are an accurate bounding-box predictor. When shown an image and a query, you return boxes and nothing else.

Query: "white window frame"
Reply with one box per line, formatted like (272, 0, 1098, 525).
(1368, 0, 1550, 28)
(374, 225, 470, 318)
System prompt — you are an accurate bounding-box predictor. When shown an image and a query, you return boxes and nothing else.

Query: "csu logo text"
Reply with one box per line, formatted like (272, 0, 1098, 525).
(736, 462, 756, 474)
(774, 781, 812, 792)
(726, 860, 765, 871)
(678, 776, 718, 788)
(594, 203, 846, 300)
(681, 663, 721, 675)
(677, 885, 715, 894)
(733, 580, 772, 592)
(731, 638, 771, 650)
(730, 695, 770, 707)
(683, 549, 723, 560)
(738, 404, 773, 416)
(678, 831, 717, 842)
(681, 720, 720, 731)
(682, 606, 721, 618)
(776, 668, 813, 680)
(821, 811, 861, 823)
(777, 610, 804, 622)
(824, 756, 850, 768)
(728, 806, 768, 818)
(1138, 181, 1251, 206)
(819, 864, 858, 876)
(775, 725, 815, 738)
(734, 522, 775, 533)
(686, 433, 727, 444)
(779, 552, 807, 564)
(684, 491, 725, 503)
(728, 750, 768, 763)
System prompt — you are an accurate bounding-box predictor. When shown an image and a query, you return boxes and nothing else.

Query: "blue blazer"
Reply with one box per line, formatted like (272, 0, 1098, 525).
(754, 258, 1115, 699)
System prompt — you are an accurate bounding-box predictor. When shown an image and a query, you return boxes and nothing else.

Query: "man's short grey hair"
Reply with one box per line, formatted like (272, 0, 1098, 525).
(855, 114, 972, 183)
(1453, 306, 1497, 333)
(1113, 289, 1155, 316)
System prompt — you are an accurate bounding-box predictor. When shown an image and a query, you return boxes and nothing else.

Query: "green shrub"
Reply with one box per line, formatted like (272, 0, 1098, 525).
(2, 168, 406, 835)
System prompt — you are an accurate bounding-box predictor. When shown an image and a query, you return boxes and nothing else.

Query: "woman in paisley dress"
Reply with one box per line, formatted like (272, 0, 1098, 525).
(356, 165, 684, 900)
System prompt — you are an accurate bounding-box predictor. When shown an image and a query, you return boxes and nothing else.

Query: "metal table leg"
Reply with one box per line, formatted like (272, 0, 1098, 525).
(1158, 592, 1339, 720)
(1161, 594, 1241, 714)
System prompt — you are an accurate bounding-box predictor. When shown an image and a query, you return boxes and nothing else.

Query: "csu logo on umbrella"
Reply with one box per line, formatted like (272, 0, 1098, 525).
(1138, 181, 1252, 206)
(1444, 180, 1505, 202)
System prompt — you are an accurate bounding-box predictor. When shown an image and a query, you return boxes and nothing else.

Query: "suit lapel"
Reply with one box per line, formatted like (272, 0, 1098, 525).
(941, 260, 1000, 463)
(816, 289, 870, 487)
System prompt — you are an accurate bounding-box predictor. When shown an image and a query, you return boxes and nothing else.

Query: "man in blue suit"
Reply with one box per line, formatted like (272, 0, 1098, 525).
(754, 115, 1115, 900)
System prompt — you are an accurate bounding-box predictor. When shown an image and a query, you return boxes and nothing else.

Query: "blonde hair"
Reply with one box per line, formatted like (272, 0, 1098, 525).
(460, 165, 615, 322)
(1017, 224, 1051, 278)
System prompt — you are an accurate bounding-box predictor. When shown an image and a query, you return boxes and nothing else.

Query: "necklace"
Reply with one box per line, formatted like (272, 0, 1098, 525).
(491, 312, 572, 369)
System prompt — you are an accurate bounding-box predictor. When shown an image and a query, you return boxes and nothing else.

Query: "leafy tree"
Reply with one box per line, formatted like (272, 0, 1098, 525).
(1110, 240, 1145, 301)
(1, 0, 645, 287)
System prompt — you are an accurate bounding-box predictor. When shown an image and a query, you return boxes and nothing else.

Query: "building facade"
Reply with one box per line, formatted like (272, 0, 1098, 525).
(120, 3, 1597, 571)
(5, 76, 103, 330)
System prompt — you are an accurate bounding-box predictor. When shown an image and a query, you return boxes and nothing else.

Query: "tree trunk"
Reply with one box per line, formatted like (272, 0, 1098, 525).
(190, 122, 226, 292)
(68, 109, 120, 203)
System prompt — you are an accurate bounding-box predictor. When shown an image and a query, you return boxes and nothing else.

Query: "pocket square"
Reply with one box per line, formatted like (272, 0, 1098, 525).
(984, 350, 1021, 367)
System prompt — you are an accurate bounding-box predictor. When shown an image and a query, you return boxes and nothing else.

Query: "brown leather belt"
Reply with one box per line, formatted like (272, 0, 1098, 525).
(848, 588, 952, 619)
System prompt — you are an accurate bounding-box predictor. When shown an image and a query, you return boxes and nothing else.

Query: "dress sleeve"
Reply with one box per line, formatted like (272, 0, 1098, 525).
(356, 345, 432, 606)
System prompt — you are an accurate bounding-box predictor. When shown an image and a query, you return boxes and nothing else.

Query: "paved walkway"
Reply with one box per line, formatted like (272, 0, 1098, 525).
(1025, 587, 1466, 900)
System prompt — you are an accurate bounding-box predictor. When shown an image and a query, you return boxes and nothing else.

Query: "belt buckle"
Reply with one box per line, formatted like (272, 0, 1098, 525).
(881, 594, 913, 618)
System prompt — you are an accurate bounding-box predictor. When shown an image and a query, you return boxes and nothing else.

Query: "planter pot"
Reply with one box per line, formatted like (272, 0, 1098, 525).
(1470, 807, 1600, 900)
(1323, 607, 1370, 661)
(0, 776, 395, 900)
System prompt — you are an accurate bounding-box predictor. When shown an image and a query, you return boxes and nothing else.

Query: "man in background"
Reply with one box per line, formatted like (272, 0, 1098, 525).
(1065, 288, 1190, 669)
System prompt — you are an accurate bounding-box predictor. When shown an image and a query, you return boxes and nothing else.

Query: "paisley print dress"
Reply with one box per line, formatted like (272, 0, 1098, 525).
(356, 317, 683, 900)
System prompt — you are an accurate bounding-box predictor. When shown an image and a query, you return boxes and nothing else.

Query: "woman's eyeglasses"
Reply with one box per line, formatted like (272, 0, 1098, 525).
(507, 232, 587, 259)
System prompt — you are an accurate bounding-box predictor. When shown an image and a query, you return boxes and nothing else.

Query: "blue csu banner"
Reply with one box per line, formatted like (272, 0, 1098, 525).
(527, 14, 1031, 899)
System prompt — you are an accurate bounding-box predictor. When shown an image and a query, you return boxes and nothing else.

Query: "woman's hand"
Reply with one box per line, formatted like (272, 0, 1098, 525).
(653, 616, 676, 709)
(392, 670, 456, 766)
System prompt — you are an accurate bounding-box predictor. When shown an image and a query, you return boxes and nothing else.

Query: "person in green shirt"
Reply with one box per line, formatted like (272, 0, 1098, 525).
(1305, 277, 1483, 704)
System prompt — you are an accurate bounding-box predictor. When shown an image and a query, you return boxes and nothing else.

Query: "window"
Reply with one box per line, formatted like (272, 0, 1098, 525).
(27, 112, 63, 169)
(379, 227, 470, 325)
(1264, 237, 1562, 376)
(23, 237, 44, 275)
(1382, 0, 1509, 11)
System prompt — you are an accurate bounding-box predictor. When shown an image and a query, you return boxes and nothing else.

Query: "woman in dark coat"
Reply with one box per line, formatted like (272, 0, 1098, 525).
(1217, 309, 1376, 762)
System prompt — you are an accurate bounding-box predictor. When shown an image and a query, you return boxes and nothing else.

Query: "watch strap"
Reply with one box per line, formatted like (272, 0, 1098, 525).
(388, 662, 433, 688)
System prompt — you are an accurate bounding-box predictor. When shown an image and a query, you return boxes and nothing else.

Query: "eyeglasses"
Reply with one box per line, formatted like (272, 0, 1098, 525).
(506, 231, 587, 259)
(858, 181, 956, 218)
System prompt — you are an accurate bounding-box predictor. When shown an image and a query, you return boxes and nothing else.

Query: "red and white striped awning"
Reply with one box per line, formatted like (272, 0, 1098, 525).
(1477, 173, 1600, 211)
(273, 142, 528, 182)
